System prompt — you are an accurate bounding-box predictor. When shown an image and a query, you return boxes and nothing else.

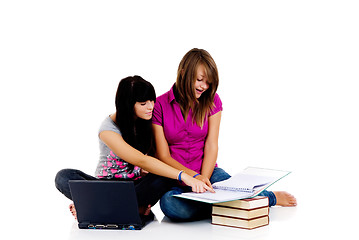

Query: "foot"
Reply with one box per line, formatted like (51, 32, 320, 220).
(69, 203, 77, 219)
(138, 204, 151, 215)
(273, 191, 297, 207)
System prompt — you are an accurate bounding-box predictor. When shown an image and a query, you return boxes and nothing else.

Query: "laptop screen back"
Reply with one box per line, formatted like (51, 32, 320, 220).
(69, 180, 142, 229)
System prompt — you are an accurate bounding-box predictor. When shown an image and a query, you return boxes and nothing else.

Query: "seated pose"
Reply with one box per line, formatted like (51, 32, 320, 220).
(55, 76, 213, 219)
(152, 48, 297, 222)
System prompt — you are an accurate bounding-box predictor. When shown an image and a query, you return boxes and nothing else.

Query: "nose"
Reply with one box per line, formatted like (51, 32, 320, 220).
(201, 82, 209, 90)
(147, 100, 154, 110)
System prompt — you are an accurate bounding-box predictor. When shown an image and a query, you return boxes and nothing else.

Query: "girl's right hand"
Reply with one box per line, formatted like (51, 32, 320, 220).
(181, 173, 215, 193)
(193, 174, 213, 190)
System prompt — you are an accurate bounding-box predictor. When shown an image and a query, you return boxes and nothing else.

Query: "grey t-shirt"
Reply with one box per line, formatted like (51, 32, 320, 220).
(95, 116, 141, 179)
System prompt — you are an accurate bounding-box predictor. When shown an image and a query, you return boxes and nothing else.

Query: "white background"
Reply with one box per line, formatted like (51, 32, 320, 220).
(1, 1, 358, 239)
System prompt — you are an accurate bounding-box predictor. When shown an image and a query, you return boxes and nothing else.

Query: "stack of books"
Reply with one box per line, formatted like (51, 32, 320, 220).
(212, 196, 269, 230)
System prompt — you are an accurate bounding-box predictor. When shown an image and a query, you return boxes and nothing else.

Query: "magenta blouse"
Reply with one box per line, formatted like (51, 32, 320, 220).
(152, 85, 223, 173)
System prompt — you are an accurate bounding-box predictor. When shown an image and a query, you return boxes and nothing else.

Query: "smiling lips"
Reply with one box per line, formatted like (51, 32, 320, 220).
(196, 89, 204, 95)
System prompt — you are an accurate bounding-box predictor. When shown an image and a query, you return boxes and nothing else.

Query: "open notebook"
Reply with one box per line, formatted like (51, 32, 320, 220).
(175, 167, 291, 204)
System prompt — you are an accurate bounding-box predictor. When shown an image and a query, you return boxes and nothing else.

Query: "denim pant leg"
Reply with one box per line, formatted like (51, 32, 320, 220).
(159, 167, 231, 222)
(54, 168, 97, 200)
(134, 173, 176, 207)
(258, 190, 277, 206)
(209, 167, 231, 184)
(159, 186, 212, 222)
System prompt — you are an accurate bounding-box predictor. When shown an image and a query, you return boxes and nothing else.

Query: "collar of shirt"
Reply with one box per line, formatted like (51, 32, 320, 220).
(168, 83, 177, 104)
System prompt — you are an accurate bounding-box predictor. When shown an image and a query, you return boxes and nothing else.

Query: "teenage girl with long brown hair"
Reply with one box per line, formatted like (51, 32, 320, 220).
(152, 48, 297, 221)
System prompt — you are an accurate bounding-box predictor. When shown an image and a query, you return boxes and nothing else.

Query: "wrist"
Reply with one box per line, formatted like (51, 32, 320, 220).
(177, 170, 184, 182)
(180, 172, 190, 182)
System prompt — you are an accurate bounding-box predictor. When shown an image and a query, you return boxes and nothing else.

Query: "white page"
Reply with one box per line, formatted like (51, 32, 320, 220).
(177, 189, 253, 204)
(212, 173, 276, 191)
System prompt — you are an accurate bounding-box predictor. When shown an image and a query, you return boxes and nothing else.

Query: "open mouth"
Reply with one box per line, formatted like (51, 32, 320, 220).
(196, 89, 204, 94)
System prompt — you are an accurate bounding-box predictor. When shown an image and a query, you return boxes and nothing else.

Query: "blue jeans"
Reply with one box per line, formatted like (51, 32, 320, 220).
(55, 168, 175, 208)
(159, 167, 277, 222)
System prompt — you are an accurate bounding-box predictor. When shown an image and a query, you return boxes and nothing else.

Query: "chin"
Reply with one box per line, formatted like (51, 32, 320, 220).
(141, 116, 152, 120)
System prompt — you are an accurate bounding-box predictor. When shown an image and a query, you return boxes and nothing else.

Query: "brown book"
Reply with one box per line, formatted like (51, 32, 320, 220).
(212, 205, 269, 219)
(212, 214, 269, 230)
(213, 196, 268, 209)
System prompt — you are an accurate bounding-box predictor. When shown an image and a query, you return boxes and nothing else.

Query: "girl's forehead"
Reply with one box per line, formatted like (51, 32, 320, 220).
(196, 64, 207, 75)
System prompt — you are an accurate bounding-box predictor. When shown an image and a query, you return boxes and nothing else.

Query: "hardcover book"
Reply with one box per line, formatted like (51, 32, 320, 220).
(213, 196, 269, 219)
(212, 214, 269, 230)
(214, 196, 269, 209)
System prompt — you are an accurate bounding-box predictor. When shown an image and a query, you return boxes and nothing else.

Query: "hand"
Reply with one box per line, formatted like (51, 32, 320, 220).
(181, 173, 215, 193)
(140, 168, 149, 176)
(193, 174, 213, 190)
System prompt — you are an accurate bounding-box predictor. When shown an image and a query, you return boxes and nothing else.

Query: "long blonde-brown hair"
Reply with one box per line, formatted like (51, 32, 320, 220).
(175, 48, 219, 127)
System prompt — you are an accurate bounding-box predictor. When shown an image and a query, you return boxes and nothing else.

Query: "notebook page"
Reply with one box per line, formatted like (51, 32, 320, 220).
(177, 189, 253, 203)
(212, 173, 276, 192)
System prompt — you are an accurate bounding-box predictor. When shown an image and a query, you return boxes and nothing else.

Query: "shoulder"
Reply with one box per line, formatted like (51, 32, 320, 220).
(209, 93, 223, 116)
(154, 88, 173, 113)
(156, 89, 171, 104)
(213, 93, 222, 105)
(153, 89, 173, 125)
(98, 116, 121, 135)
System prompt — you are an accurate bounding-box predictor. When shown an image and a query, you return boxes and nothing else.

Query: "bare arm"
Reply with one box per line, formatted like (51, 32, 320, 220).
(201, 111, 222, 179)
(152, 124, 198, 177)
(99, 130, 213, 193)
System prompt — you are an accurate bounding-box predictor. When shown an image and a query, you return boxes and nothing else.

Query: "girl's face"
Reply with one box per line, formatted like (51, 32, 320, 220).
(134, 100, 155, 120)
(194, 64, 210, 99)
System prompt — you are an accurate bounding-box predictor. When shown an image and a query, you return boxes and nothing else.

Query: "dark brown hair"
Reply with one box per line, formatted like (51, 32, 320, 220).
(175, 48, 219, 127)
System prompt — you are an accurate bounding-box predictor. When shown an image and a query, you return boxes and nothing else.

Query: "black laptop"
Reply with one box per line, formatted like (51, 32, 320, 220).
(69, 180, 153, 230)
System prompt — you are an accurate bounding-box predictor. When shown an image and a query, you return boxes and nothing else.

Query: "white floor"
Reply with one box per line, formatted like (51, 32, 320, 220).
(4, 169, 358, 240)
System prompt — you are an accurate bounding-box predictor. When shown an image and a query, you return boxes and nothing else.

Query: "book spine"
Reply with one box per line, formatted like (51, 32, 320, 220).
(211, 222, 269, 230)
(213, 205, 269, 212)
(212, 206, 269, 219)
(212, 214, 269, 230)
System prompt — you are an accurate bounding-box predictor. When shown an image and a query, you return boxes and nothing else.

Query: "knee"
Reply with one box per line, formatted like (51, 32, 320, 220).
(54, 168, 72, 190)
(210, 168, 231, 184)
(160, 190, 187, 221)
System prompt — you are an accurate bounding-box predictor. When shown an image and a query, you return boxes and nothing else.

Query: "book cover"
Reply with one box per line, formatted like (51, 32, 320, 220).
(212, 214, 269, 230)
(212, 206, 269, 219)
(214, 196, 269, 209)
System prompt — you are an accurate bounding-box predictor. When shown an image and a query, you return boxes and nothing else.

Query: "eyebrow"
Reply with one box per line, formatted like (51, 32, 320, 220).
(198, 74, 205, 79)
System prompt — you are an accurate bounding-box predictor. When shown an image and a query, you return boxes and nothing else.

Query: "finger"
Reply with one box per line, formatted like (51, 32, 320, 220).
(205, 179, 213, 188)
(197, 185, 205, 193)
(203, 180, 214, 192)
(204, 184, 215, 193)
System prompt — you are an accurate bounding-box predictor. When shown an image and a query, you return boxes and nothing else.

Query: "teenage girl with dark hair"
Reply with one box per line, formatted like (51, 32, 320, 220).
(152, 48, 297, 222)
(55, 76, 213, 219)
